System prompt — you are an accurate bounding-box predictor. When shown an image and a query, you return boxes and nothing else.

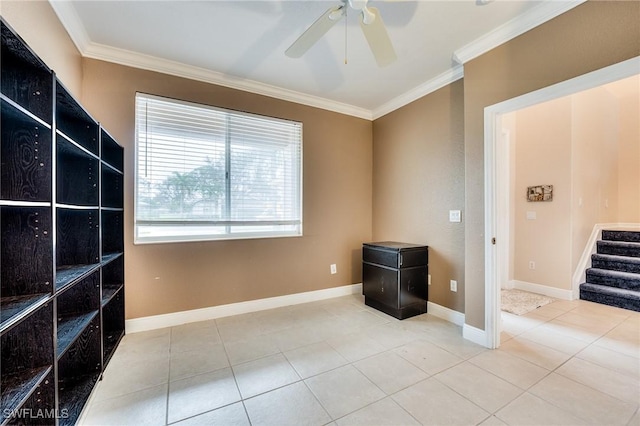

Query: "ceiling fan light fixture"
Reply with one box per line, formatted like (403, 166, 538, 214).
(361, 7, 376, 25)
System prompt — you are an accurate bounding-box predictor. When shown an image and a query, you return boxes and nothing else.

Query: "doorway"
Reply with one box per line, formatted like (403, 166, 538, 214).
(483, 56, 640, 349)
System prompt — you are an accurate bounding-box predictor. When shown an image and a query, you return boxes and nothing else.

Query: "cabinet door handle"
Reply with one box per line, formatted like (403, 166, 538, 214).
(399, 254, 403, 267)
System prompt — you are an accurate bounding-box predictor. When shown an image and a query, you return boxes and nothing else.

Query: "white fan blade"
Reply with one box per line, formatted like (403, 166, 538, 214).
(359, 7, 397, 67)
(286, 6, 345, 58)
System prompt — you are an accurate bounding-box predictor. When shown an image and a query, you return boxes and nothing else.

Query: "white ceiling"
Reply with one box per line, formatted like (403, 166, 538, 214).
(50, 0, 584, 119)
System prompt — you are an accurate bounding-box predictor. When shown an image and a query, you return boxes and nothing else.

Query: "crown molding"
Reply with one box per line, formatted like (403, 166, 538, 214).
(82, 42, 373, 120)
(49, 0, 585, 121)
(452, 0, 587, 65)
(49, 0, 91, 53)
(372, 65, 464, 120)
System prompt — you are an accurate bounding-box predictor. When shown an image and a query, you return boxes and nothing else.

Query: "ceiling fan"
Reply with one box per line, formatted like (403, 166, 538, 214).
(285, 0, 397, 67)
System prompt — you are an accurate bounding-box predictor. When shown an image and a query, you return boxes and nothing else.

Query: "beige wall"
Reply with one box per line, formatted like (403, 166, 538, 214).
(463, 0, 640, 329)
(513, 98, 573, 289)
(81, 60, 373, 319)
(372, 81, 465, 313)
(618, 92, 640, 222)
(511, 82, 638, 292)
(1, 0, 83, 98)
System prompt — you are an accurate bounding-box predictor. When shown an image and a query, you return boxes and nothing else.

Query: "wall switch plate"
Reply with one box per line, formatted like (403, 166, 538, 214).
(450, 280, 457, 292)
(449, 210, 461, 222)
(330, 264, 337, 274)
(428, 274, 432, 285)
(526, 211, 536, 220)
(529, 261, 535, 270)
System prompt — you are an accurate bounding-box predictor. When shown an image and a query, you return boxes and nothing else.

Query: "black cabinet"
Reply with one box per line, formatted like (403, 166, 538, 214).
(1, 19, 124, 426)
(362, 242, 428, 320)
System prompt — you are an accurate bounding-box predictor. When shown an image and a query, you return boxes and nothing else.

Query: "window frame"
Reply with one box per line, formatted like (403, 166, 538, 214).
(133, 93, 303, 244)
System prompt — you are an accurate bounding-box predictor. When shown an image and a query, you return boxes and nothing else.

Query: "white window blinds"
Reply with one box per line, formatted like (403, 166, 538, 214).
(135, 93, 302, 243)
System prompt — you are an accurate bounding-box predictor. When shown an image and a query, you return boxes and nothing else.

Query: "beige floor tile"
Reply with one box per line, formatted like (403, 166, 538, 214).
(266, 325, 324, 352)
(499, 312, 546, 337)
(169, 344, 229, 381)
(354, 351, 429, 395)
(305, 365, 385, 419)
(116, 328, 171, 356)
(333, 310, 390, 330)
(394, 339, 464, 375)
(172, 402, 249, 426)
(335, 397, 420, 426)
(478, 415, 508, 425)
(499, 337, 572, 370)
(232, 353, 300, 399)
(576, 344, 640, 378)
(167, 368, 241, 424)
(224, 334, 280, 365)
(519, 325, 590, 355)
(284, 341, 348, 379)
(530, 372, 637, 425)
(556, 357, 640, 404)
(361, 323, 421, 350)
(539, 319, 605, 343)
(170, 323, 221, 352)
(555, 311, 620, 334)
(216, 318, 263, 343)
(82, 384, 168, 426)
(495, 392, 588, 425)
(243, 382, 331, 426)
(326, 331, 387, 362)
(522, 304, 566, 320)
(469, 348, 550, 390)
(594, 320, 640, 358)
(627, 408, 639, 426)
(392, 377, 490, 425)
(93, 351, 169, 401)
(434, 362, 524, 413)
(424, 332, 487, 360)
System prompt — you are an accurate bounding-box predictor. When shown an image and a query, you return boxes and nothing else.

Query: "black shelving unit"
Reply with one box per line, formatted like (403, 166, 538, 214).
(1, 19, 125, 426)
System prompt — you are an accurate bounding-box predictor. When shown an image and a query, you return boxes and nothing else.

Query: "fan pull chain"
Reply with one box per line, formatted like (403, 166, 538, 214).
(344, 5, 348, 64)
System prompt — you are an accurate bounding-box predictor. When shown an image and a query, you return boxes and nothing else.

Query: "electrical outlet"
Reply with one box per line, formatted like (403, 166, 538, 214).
(330, 264, 337, 274)
(450, 280, 457, 292)
(428, 274, 432, 285)
(529, 261, 535, 270)
(449, 210, 461, 223)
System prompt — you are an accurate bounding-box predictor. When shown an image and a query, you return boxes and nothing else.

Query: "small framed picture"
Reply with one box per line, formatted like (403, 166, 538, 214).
(527, 185, 553, 202)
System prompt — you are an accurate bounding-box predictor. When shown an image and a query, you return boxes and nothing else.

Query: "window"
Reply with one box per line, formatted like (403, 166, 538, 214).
(135, 93, 302, 243)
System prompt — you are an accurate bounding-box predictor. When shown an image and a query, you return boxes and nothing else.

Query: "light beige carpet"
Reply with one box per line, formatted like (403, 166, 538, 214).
(501, 289, 555, 315)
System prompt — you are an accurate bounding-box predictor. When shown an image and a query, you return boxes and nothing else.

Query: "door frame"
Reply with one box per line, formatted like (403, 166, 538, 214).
(483, 56, 640, 349)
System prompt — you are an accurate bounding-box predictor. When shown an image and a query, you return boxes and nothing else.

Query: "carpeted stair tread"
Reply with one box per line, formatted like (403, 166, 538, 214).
(580, 283, 640, 312)
(596, 240, 640, 258)
(591, 253, 640, 274)
(602, 230, 640, 243)
(585, 268, 640, 290)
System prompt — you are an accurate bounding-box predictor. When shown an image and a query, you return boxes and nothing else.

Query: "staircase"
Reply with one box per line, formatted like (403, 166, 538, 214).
(579, 230, 640, 312)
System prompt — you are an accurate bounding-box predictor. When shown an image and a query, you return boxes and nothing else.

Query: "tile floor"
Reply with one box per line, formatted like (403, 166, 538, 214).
(80, 294, 639, 425)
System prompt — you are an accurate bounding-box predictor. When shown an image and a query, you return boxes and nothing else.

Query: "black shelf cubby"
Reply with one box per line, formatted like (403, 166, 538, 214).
(0, 302, 54, 424)
(1, 99, 52, 203)
(0, 21, 52, 125)
(101, 165, 123, 209)
(4, 369, 55, 426)
(2, 20, 125, 424)
(101, 130, 123, 172)
(0, 206, 52, 330)
(102, 287, 124, 367)
(56, 270, 100, 358)
(55, 208, 100, 290)
(56, 314, 101, 426)
(56, 135, 99, 206)
(55, 82, 98, 155)
(101, 210, 123, 257)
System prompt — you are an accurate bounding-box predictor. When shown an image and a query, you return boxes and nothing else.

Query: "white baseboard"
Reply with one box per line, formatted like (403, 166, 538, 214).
(126, 283, 363, 334)
(463, 324, 488, 348)
(427, 302, 465, 326)
(510, 280, 573, 300)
